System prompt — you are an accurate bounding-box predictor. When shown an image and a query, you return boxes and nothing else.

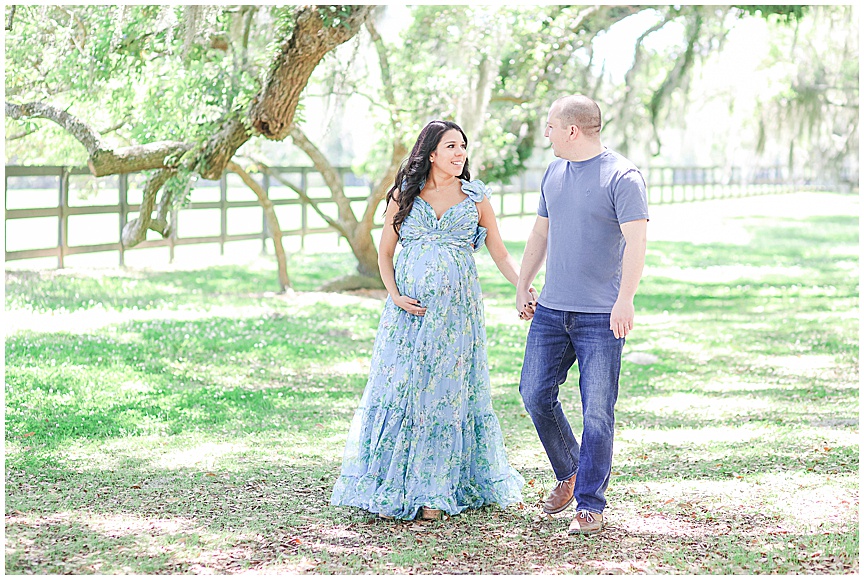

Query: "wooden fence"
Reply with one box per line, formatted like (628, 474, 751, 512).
(4, 164, 808, 268)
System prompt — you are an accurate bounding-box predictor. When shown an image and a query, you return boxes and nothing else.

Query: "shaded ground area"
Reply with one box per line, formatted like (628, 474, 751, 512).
(5, 192, 859, 574)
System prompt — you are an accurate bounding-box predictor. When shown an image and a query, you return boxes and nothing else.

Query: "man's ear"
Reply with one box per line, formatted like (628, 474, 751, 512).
(569, 125, 580, 140)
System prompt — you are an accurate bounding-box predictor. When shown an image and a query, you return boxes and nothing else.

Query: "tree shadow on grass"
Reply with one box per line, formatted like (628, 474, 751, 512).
(5, 453, 858, 574)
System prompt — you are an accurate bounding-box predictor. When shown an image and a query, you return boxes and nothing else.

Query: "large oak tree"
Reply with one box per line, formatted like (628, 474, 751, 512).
(5, 5, 373, 291)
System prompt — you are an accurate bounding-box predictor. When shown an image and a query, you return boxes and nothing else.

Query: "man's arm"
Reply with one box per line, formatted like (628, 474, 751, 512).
(517, 216, 549, 320)
(610, 219, 647, 338)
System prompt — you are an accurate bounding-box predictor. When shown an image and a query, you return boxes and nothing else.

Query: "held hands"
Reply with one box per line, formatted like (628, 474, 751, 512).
(517, 287, 540, 321)
(610, 298, 635, 339)
(393, 294, 427, 317)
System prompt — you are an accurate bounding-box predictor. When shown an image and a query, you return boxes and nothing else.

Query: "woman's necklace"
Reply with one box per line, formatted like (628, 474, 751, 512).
(431, 177, 457, 193)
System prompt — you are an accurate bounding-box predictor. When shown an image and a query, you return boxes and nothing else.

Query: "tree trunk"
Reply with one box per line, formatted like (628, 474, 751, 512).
(288, 123, 407, 286)
(458, 50, 501, 170)
(282, 14, 410, 288)
(227, 161, 291, 292)
(349, 232, 381, 279)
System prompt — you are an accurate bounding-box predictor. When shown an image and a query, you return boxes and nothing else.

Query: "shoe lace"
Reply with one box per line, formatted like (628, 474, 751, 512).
(553, 479, 569, 489)
(576, 509, 595, 523)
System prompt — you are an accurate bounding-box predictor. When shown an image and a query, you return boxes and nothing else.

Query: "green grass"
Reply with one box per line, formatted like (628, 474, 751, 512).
(5, 193, 859, 574)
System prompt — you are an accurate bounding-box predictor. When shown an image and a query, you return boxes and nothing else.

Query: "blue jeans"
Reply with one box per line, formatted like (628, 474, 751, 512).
(519, 304, 624, 514)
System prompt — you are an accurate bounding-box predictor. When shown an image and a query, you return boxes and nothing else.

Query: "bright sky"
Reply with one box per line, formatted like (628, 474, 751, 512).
(591, 9, 681, 82)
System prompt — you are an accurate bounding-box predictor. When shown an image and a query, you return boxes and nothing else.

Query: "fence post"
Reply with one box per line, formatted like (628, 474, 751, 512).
(520, 172, 526, 216)
(665, 168, 672, 204)
(58, 167, 69, 269)
(667, 168, 673, 203)
(119, 173, 127, 267)
(169, 207, 178, 263)
(684, 167, 696, 201)
(336, 168, 343, 247)
(220, 172, 227, 256)
(261, 172, 270, 255)
(300, 167, 308, 251)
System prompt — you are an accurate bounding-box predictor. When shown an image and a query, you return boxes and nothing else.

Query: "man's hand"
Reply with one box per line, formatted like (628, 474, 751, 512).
(517, 287, 539, 321)
(610, 298, 634, 339)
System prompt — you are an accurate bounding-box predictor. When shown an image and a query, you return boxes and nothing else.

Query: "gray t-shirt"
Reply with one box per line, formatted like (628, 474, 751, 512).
(537, 149, 649, 313)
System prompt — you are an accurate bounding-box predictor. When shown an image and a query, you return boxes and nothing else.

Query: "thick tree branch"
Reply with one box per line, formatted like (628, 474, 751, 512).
(90, 141, 193, 177)
(360, 12, 408, 233)
(121, 169, 175, 247)
(248, 5, 372, 141)
(199, 6, 372, 180)
(6, 101, 103, 153)
(6, 101, 191, 176)
(8, 6, 371, 184)
(189, 118, 246, 180)
(227, 161, 291, 291)
(149, 185, 175, 238)
(288, 123, 356, 228)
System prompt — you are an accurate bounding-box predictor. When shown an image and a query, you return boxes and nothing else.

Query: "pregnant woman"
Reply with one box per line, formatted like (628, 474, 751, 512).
(330, 120, 533, 521)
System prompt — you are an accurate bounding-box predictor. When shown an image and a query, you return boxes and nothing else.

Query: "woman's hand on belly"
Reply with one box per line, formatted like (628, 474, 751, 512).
(393, 294, 427, 317)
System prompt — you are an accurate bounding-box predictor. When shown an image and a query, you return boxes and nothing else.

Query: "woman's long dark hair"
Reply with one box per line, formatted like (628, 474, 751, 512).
(386, 120, 471, 233)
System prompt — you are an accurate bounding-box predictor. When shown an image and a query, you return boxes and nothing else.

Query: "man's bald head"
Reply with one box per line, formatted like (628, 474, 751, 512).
(551, 95, 602, 138)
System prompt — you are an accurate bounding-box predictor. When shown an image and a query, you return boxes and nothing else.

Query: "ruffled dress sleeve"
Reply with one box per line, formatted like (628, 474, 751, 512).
(461, 179, 492, 252)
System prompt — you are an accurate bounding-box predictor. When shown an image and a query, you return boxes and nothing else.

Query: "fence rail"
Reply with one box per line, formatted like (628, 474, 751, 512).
(4, 164, 817, 268)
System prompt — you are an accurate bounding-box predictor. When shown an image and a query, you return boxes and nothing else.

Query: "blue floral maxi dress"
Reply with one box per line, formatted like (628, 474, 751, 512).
(330, 179, 525, 519)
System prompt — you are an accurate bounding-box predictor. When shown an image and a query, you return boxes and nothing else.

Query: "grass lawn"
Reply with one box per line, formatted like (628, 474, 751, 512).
(4, 192, 859, 574)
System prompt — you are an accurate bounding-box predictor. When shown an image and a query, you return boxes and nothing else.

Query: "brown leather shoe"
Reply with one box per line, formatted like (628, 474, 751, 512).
(568, 509, 604, 535)
(542, 473, 576, 514)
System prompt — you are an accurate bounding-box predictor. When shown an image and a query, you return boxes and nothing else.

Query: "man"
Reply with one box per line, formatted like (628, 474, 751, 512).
(516, 95, 648, 535)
